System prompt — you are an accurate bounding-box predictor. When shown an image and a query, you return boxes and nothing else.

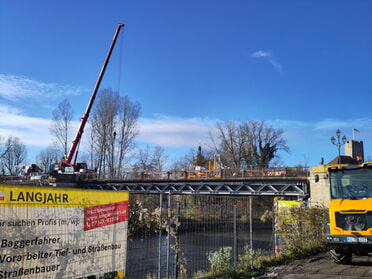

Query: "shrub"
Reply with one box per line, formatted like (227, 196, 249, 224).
(277, 206, 328, 253)
(207, 246, 233, 272)
(237, 246, 269, 271)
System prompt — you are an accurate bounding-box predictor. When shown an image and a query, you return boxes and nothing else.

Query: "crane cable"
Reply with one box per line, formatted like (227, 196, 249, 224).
(116, 27, 125, 94)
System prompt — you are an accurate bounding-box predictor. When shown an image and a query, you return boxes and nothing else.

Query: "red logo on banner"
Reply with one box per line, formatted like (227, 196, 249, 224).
(0, 191, 4, 201)
(84, 200, 128, 231)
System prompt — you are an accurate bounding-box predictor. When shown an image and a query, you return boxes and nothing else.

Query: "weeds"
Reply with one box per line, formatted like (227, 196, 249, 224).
(199, 206, 329, 278)
(207, 247, 233, 273)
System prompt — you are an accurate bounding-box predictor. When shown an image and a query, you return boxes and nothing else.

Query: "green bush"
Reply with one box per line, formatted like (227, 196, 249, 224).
(207, 247, 233, 272)
(209, 206, 329, 278)
(277, 206, 328, 253)
(237, 246, 269, 271)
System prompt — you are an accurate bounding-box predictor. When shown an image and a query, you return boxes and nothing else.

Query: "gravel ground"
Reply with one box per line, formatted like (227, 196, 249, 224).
(254, 252, 372, 279)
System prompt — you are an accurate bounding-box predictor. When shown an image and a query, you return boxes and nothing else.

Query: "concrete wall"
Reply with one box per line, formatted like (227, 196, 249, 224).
(308, 164, 330, 207)
(308, 140, 365, 207)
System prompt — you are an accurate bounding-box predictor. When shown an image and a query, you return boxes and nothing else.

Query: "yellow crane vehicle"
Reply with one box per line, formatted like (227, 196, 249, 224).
(326, 162, 372, 264)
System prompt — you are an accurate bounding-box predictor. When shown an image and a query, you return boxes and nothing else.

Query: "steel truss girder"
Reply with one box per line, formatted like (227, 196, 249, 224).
(80, 179, 309, 198)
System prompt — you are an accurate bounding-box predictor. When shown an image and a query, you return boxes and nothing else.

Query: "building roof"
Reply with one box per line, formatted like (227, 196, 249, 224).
(327, 155, 359, 165)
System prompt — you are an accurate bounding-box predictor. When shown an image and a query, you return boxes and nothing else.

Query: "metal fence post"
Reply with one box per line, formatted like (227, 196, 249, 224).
(158, 193, 163, 279)
(233, 204, 237, 267)
(250, 196, 253, 270)
(174, 201, 180, 279)
(166, 191, 171, 278)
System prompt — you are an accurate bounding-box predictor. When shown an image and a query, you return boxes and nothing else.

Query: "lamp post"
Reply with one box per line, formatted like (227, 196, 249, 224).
(331, 129, 347, 164)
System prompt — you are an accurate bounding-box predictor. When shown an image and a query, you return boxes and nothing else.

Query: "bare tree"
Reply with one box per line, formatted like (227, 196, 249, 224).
(36, 146, 60, 172)
(209, 121, 247, 169)
(0, 136, 8, 159)
(151, 145, 168, 172)
(246, 120, 289, 168)
(0, 136, 5, 175)
(209, 120, 289, 169)
(90, 88, 140, 179)
(87, 125, 97, 172)
(49, 98, 74, 156)
(133, 145, 168, 173)
(116, 95, 140, 177)
(133, 145, 152, 173)
(1, 136, 27, 175)
(169, 153, 194, 173)
(90, 88, 119, 178)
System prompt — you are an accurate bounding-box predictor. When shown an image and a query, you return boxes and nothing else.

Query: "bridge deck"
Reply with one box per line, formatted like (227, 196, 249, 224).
(79, 176, 309, 198)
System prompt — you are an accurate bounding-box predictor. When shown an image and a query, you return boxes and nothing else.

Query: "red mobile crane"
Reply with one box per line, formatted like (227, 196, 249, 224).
(50, 23, 124, 183)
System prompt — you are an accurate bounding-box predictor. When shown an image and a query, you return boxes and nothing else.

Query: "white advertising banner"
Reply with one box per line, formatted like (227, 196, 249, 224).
(0, 184, 129, 279)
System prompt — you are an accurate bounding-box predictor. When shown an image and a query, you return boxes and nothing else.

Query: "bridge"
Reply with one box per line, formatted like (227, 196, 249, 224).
(79, 176, 309, 199)
(1, 167, 310, 198)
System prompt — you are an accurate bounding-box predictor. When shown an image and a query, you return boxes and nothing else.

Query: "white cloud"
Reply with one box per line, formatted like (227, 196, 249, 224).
(251, 50, 271, 58)
(0, 74, 84, 101)
(268, 119, 313, 130)
(251, 50, 283, 73)
(138, 114, 216, 148)
(307, 118, 372, 139)
(1, 86, 372, 166)
(0, 104, 52, 146)
(136, 115, 372, 154)
(0, 74, 88, 147)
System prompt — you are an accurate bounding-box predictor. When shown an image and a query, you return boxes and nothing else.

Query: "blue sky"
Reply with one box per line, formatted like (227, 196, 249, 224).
(0, 0, 371, 168)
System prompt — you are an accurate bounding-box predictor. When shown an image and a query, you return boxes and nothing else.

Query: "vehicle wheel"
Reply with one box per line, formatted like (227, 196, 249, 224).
(329, 249, 352, 264)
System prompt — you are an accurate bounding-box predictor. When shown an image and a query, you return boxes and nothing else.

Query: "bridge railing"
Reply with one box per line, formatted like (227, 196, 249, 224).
(0, 167, 309, 184)
(123, 167, 309, 181)
(0, 173, 49, 186)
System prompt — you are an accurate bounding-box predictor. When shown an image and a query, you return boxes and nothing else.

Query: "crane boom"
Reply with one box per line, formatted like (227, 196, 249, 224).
(65, 23, 124, 166)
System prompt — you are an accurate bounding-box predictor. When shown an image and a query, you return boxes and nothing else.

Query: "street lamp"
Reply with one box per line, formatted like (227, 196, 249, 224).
(330, 129, 347, 163)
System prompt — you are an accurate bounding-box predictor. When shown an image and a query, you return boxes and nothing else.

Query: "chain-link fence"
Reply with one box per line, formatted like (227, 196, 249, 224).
(126, 194, 274, 278)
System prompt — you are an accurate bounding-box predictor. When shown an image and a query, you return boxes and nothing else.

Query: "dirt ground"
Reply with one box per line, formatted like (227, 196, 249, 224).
(255, 252, 372, 279)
